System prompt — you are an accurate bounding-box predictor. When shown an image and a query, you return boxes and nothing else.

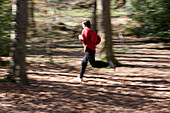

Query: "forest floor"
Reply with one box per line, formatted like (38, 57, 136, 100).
(0, 35, 170, 112)
(0, 5, 170, 112)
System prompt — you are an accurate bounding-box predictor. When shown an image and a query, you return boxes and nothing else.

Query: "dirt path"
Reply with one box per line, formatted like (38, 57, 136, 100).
(0, 36, 170, 113)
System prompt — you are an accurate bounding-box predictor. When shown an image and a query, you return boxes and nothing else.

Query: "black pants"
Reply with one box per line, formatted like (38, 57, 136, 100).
(79, 49, 108, 78)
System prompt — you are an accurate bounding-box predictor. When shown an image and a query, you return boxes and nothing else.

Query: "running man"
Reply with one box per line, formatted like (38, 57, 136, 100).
(74, 20, 115, 82)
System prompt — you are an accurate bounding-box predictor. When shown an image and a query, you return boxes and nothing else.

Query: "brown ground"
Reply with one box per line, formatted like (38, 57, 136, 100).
(0, 35, 170, 112)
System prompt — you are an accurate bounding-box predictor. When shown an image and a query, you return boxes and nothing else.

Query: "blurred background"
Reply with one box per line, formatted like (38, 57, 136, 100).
(0, 0, 170, 81)
(0, 0, 170, 112)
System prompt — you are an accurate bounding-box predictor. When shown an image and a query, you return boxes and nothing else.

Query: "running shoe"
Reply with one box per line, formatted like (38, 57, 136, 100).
(69, 77, 83, 82)
(108, 60, 116, 71)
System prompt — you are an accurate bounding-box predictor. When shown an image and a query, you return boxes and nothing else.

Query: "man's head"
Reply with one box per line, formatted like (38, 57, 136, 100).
(82, 20, 91, 28)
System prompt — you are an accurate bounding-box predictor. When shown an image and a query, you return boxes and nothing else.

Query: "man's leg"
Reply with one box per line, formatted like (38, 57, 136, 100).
(88, 51, 109, 68)
(93, 60, 109, 68)
(79, 52, 89, 78)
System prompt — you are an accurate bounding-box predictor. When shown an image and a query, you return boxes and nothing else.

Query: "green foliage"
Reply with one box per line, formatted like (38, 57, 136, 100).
(126, 0, 170, 38)
(0, 0, 12, 57)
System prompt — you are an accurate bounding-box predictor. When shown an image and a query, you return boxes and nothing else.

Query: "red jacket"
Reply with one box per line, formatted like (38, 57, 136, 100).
(79, 27, 101, 52)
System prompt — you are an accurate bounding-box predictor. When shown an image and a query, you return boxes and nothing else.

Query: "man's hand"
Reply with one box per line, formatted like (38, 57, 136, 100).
(78, 35, 84, 41)
(78, 35, 82, 38)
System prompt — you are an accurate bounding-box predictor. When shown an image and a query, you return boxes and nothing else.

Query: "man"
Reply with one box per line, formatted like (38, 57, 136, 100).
(74, 20, 115, 82)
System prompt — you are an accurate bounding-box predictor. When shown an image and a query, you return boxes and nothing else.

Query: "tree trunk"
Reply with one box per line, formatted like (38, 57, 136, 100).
(28, 0, 35, 25)
(92, 0, 97, 32)
(97, 0, 120, 66)
(9, 0, 29, 85)
(28, 0, 36, 35)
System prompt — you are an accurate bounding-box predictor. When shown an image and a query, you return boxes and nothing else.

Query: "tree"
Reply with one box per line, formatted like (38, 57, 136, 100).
(97, 0, 120, 66)
(28, 0, 36, 35)
(9, 0, 29, 85)
(0, 0, 11, 60)
(91, 0, 97, 32)
(126, 0, 170, 38)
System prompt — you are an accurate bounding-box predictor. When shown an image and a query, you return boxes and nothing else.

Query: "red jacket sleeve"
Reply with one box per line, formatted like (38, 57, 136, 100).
(96, 35, 101, 45)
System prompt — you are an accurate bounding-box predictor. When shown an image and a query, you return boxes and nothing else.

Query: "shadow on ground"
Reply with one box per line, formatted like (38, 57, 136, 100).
(0, 76, 169, 113)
